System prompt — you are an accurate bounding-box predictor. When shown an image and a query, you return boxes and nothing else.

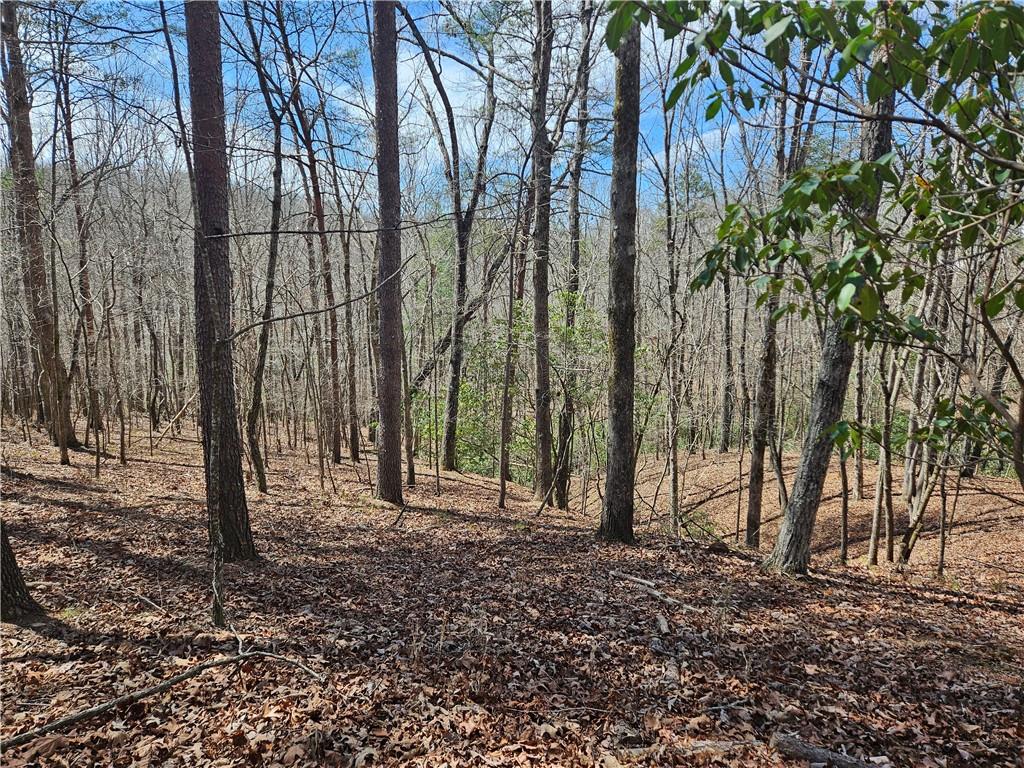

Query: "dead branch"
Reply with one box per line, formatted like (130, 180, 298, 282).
(153, 390, 198, 448)
(0, 651, 322, 752)
(609, 570, 696, 611)
(770, 732, 874, 768)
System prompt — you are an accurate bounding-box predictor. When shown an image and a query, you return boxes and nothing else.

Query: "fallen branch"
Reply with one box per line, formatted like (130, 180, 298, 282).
(609, 570, 696, 611)
(1, 651, 322, 752)
(770, 732, 874, 768)
(153, 390, 198, 448)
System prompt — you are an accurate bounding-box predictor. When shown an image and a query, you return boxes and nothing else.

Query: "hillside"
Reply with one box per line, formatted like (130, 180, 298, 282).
(1, 433, 1021, 766)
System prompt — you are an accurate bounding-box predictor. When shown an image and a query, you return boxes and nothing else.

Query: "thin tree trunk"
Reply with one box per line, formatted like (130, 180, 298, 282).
(765, 14, 894, 573)
(184, 0, 257, 571)
(554, 0, 593, 510)
(2, 0, 76, 457)
(598, 25, 640, 544)
(241, 1, 284, 494)
(530, 0, 555, 501)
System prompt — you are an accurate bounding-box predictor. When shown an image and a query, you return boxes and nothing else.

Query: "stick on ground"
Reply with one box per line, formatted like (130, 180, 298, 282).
(0, 651, 322, 751)
(770, 732, 874, 768)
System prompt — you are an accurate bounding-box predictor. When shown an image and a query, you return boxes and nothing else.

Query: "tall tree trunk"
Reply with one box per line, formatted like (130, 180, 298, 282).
(498, 180, 533, 508)
(765, 12, 894, 574)
(242, 0, 284, 494)
(598, 24, 641, 544)
(530, 0, 555, 502)
(554, 0, 593, 510)
(274, 0, 343, 465)
(1, 521, 42, 623)
(2, 0, 76, 458)
(718, 272, 734, 452)
(373, 0, 404, 505)
(184, 0, 257, 568)
(56, 55, 102, 438)
(745, 278, 779, 549)
(318, 113, 361, 462)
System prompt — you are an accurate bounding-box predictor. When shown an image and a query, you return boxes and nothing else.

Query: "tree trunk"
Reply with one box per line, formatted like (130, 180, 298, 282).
(765, 10, 894, 574)
(274, 2, 343, 466)
(2, 0, 76, 457)
(598, 24, 640, 544)
(184, 0, 257, 564)
(745, 280, 779, 549)
(241, 1, 284, 494)
(530, 0, 555, 501)
(554, 0, 593, 511)
(373, 0, 404, 506)
(718, 272, 734, 452)
(56, 57, 102, 439)
(1, 521, 42, 623)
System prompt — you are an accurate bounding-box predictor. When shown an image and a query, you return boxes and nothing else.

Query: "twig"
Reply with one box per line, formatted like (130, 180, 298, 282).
(0, 651, 323, 751)
(609, 570, 696, 611)
(131, 592, 172, 617)
(769, 733, 873, 768)
(153, 390, 198, 448)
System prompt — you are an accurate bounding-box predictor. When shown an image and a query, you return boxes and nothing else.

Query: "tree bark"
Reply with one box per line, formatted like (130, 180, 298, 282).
(530, 0, 555, 501)
(185, 0, 257, 564)
(718, 272, 734, 452)
(373, 0, 404, 506)
(1, 521, 42, 623)
(554, 0, 593, 511)
(2, 0, 76, 457)
(599, 25, 641, 544)
(765, 9, 895, 574)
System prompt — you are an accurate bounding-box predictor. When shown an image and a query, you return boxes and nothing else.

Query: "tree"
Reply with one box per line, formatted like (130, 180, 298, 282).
(763, 9, 894, 574)
(1, 521, 42, 623)
(2, 0, 76, 462)
(373, 0, 403, 506)
(272, 1, 345, 465)
(746, 43, 827, 549)
(554, 0, 595, 510)
(241, 0, 287, 494)
(400, 3, 496, 472)
(599, 23, 641, 544)
(529, 0, 555, 502)
(184, 0, 258, 570)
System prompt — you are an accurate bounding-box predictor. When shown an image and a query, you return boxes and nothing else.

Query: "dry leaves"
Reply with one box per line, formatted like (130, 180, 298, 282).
(1, 431, 1022, 766)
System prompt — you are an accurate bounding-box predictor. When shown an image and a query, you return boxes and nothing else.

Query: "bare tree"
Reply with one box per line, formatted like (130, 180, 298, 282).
(373, 0, 403, 505)
(599, 24, 641, 544)
(765, 9, 895, 575)
(184, 0, 258, 577)
(2, 0, 76, 461)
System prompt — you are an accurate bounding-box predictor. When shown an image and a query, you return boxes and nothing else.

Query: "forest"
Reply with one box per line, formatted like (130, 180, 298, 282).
(1, 0, 1022, 765)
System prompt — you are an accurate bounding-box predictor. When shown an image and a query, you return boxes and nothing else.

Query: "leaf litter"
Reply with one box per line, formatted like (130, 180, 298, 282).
(1, 431, 1021, 766)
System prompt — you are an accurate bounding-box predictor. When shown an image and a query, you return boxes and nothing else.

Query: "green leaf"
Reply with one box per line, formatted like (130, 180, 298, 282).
(718, 59, 735, 86)
(837, 282, 857, 312)
(763, 16, 792, 46)
(705, 94, 723, 120)
(605, 4, 638, 50)
(983, 291, 1005, 318)
(858, 284, 879, 321)
(665, 79, 687, 110)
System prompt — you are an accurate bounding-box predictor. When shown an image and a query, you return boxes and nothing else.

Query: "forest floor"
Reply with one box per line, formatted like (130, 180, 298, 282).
(1, 427, 1022, 767)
